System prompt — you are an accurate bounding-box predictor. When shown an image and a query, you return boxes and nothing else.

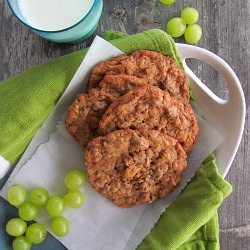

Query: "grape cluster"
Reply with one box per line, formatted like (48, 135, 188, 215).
(5, 169, 86, 250)
(166, 7, 202, 44)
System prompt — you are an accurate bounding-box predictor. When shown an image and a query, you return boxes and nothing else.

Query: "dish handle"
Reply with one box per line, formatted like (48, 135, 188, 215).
(176, 43, 246, 177)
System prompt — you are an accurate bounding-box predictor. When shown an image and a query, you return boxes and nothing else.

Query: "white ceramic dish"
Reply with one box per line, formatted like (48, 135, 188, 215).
(0, 40, 246, 250)
(177, 43, 246, 177)
(0, 43, 246, 180)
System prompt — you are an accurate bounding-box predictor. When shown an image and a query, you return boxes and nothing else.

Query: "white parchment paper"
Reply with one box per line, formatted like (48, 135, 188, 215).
(0, 37, 223, 250)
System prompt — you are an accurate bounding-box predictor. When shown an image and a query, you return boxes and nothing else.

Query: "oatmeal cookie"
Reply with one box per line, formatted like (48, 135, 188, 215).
(65, 74, 148, 148)
(88, 50, 189, 103)
(99, 85, 199, 152)
(87, 54, 129, 89)
(85, 129, 187, 208)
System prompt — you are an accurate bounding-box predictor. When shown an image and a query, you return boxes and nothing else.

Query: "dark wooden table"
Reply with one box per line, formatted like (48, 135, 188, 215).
(0, 0, 249, 249)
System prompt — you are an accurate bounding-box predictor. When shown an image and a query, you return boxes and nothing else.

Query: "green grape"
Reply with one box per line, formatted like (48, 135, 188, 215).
(7, 184, 27, 207)
(64, 189, 84, 208)
(12, 236, 32, 250)
(6, 218, 27, 237)
(181, 7, 199, 25)
(184, 24, 202, 44)
(25, 223, 47, 244)
(166, 17, 186, 38)
(18, 202, 39, 221)
(51, 216, 69, 237)
(30, 187, 49, 206)
(160, 0, 176, 4)
(46, 195, 65, 217)
(64, 169, 86, 189)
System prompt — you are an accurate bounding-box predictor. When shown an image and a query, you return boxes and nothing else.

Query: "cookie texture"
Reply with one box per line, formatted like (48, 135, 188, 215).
(88, 50, 189, 103)
(88, 54, 129, 89)
(85, 129, 187, 208)
(65, 74, 148, 148)
(99, 85, 199, 152)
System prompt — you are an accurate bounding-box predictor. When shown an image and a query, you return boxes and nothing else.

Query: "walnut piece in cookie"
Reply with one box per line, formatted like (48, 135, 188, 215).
(85, 129, 187, 208)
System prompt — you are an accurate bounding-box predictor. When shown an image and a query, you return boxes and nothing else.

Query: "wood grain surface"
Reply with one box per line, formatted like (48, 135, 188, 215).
(0, 0, 249, 249)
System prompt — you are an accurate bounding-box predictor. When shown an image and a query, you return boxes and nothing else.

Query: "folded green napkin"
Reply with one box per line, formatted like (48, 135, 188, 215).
(0, 29, 232, 249)
(137, 153, 232, 250)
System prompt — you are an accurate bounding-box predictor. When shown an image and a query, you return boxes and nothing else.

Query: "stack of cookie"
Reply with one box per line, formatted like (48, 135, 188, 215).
(65, 50, 199, 208)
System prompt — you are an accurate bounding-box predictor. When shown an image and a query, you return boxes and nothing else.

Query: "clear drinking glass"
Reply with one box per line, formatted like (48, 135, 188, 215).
(7, 0, 103, 43)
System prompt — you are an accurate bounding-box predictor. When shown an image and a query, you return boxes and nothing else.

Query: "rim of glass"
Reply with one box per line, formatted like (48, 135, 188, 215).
(7, 0, 98, 33)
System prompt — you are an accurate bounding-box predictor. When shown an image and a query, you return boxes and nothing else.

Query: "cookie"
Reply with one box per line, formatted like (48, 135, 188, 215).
(88, 50, 189, 103)
(87, 54, 129, 90)
(85, 129, 187, 208)
(65, 74, 148, 148)
(99, 85, 199, 152)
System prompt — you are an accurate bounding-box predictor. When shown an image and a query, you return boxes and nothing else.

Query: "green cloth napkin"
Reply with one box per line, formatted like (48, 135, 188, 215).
(137, 153, 232, 250)
(0, 29, 232, 249)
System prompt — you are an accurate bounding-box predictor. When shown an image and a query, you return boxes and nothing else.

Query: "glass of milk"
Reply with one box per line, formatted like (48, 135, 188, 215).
(7, 0, 103, 43)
